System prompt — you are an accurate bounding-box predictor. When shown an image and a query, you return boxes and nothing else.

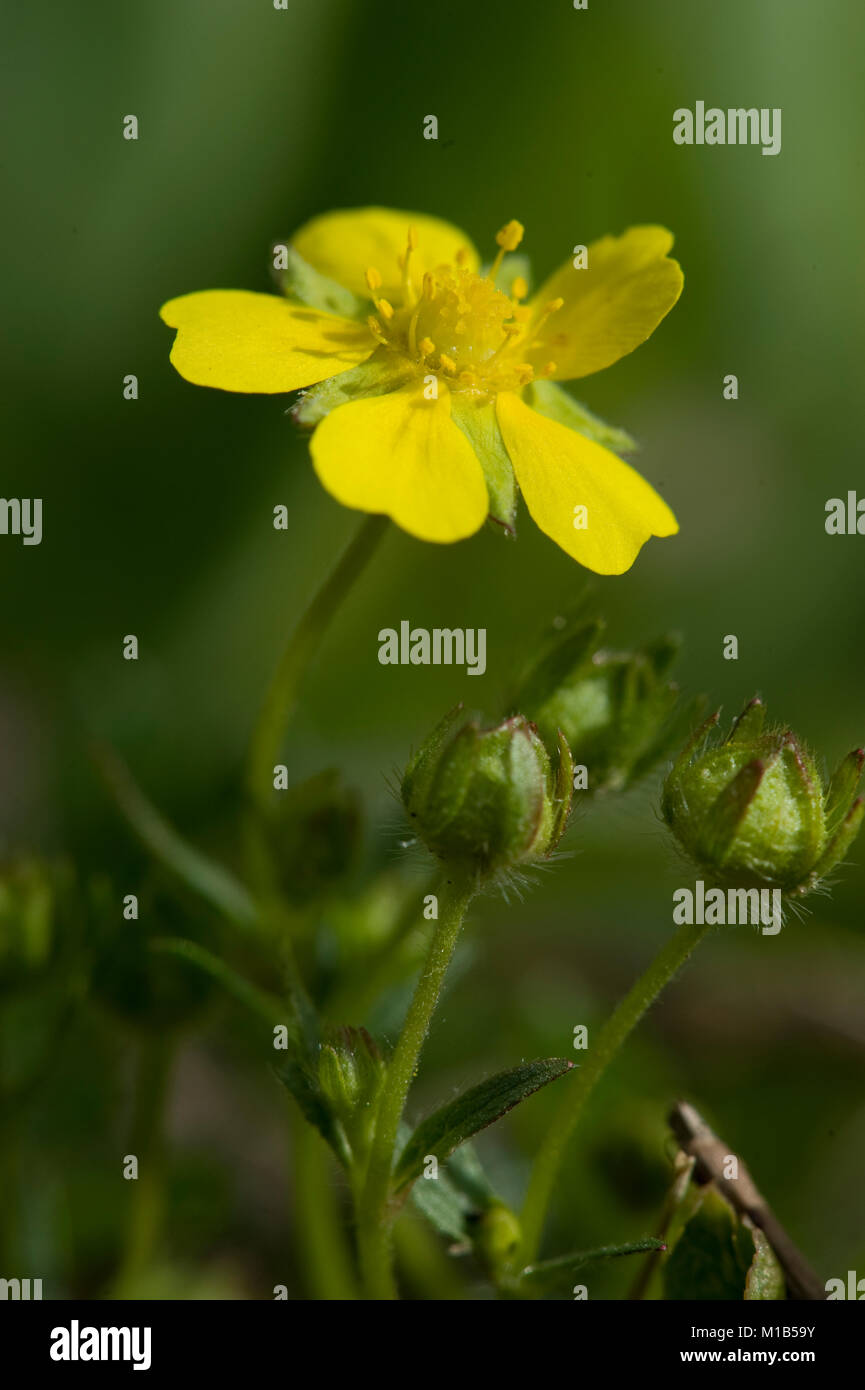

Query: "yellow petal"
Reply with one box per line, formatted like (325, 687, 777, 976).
(291, 207, 480, 300)
(527, 226, 683, 381)
(310, 382, 489, 543)
(160, 290, 374, 393)
(497, 392, 678, 574)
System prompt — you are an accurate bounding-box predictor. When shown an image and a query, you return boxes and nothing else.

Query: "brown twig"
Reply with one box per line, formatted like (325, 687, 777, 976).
(668, 1100, 825, 1301)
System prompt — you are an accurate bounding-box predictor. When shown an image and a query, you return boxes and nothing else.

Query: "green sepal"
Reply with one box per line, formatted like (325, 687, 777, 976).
(393, 1057, 573, 1192)
(551, 731, 574, 844)
(779, 736, 826, 878)
(524, 379, 637, 453)
(275, 244, 366, 318)
(708, 757, 769, 865)
(517, 1238, 666, 1298)
(291, 347, 413, 430)
(450, 393, 517, 532)
(745, 1227, 786, 1300)
(726, 695, 766, 744)
(822, 748, 864, 841)
(813, 796, 865, 881)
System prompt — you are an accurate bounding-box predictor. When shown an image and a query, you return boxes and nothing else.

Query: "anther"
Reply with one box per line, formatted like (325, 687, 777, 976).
(439, 352, 457, 374)
(511, 275, 528, 301)
(418, 337, 436, 356)
(488, 219, 525, 285)
(365, 267, 382, 293)
(496, 220, 525, 252)
(376, 298, 395, 320)
(367, 315, 388, 345)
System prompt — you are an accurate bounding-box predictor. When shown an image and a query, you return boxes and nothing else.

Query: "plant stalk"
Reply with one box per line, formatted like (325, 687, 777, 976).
(519, 921, 712, 1266)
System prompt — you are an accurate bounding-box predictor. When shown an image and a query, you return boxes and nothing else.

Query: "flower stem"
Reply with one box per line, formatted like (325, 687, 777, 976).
(246, 513, 388, 814)
(357, 876, 475, 1299)
(519, 921, 712, 1266)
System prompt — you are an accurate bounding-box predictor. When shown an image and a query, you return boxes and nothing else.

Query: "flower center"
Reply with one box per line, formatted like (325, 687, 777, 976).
(364, 220, 561, 397)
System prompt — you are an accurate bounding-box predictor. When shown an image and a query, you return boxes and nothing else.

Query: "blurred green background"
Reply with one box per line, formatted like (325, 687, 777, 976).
(2, 0, 864, 1298)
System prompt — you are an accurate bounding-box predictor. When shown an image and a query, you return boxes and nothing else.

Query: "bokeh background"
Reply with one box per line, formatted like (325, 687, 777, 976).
(2, 0, 864, 1298)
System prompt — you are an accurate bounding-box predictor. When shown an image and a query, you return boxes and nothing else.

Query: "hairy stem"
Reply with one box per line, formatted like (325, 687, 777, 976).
(357, 876, 475, 1299)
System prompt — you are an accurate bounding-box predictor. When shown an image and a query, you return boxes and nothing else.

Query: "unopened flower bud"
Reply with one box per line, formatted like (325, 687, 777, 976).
(513, 618, 684, 794)
(318, 1025, 385, 1152)
(402, 708, 572, 879)
(662, 697, 864, 896)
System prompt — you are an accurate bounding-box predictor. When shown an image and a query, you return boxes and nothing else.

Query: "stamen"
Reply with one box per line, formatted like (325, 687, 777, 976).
(511, 275, 528, 301)
(438, 352, 457, 374)
(526, 296, 565, 348)
(365, 267, 382, 293)
(367, 315, 388, 345)
(422, 272, 437, 300)
(376, 298, 395, 321)
(488, 219, 525, 284)
(541, 361, 557, 377)
(515, 363, 535, 385)
(418, 337, 436, 357)
(455, 247, 470, 267)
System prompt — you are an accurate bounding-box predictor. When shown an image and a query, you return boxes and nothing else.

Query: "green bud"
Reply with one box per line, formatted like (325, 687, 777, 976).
(402, 708, 572, 879)
(661, 697, 864, 896)
(513, 617, 685, 794)
(317, 1025, 385, 1154)
(469, 1201, 522, 1277)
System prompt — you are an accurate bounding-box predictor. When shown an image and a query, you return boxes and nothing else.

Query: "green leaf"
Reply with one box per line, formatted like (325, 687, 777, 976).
(410, 1167, 474, 1245)
(275, 244, 365, 318)
(663, 1186, 758, 1301)
(524, 379, 637, 453)
(745, 1227, 786, 1300)
(394, 1057, 573, 1191)
(518, 1238, 666, 1297)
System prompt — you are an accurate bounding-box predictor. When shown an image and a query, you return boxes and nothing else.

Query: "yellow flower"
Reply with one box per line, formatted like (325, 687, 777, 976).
(160, 208, 683, 574)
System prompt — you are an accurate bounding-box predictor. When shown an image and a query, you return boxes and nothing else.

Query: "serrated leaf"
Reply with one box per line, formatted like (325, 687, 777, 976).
(394, 1057, 573, 1191)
